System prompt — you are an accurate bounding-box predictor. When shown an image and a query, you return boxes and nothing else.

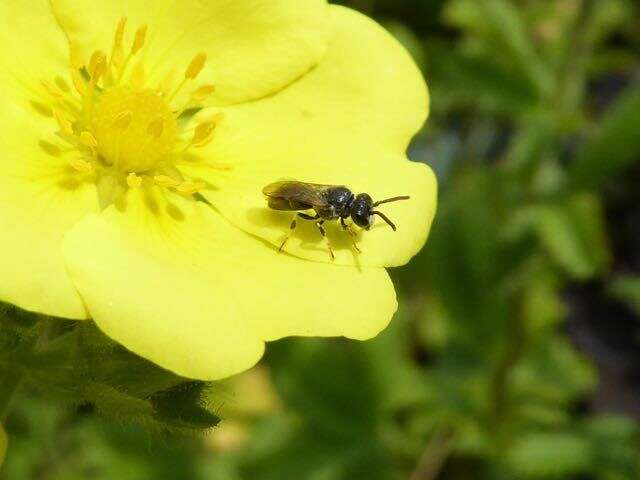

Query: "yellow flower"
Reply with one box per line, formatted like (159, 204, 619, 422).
(0, 0, 436, 379)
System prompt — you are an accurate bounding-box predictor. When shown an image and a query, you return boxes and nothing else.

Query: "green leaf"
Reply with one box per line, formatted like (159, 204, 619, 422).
(570, 82, 640, 189)
(151, 382, 220, 431)
(444, 0, 554, 97)
(584, 415, 640, 480)
(81, 382, 153, 419)
(532, 193, 610, 279)
(511, 337, 597, 406)
(609, 275, 640, 315)
(504, 431, 593, 477)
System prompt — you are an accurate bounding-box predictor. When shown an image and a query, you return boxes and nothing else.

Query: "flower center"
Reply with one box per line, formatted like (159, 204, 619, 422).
(38, 18, 228, 207)
(91, 87, 177, 172)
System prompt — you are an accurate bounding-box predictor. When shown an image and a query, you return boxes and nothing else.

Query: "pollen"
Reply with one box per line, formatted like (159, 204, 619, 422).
(39, 19, 225, 204)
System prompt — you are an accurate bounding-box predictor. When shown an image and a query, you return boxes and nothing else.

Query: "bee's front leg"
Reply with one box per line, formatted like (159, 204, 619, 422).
(340, 217, 361, 253)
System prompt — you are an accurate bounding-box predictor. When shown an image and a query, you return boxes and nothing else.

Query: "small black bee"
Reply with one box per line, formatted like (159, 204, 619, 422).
(263, 180, 410, 259)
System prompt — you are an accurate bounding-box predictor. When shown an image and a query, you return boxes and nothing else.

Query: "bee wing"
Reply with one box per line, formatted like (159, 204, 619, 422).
(262, 181, 331, 208)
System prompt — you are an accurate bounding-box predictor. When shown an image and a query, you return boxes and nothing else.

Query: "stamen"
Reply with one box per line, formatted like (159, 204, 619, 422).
(185, 53, 207, 80)
(53, 109, 74, 135)
(80, 131, 98, 148)
(154, 175, 180, 188)
(69, 157, 93, 173)
(191, 121, 216, 145)
(71, 69, 86, 96)
(131, 25, 148, 55)
(165, 53, 208, 104)
(127, 172, 142, 188)
(177, 181, 207, 195)
(114, 17, 127, 49)
(41, 80, 64, 99)
(89, 50, 107, 81)
(105, 17, 127, 84)
(191, 84, 216, 102)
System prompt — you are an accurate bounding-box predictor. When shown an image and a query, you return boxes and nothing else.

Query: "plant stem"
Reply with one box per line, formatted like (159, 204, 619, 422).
(409, 429, 454, 480)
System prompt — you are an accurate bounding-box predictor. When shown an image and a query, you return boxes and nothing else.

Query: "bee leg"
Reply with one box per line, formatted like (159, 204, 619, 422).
(316, 220, 335, 260)
(340, 217, 361, 253)
(279, 216, 298, 252)
(279, 212, 320, 253)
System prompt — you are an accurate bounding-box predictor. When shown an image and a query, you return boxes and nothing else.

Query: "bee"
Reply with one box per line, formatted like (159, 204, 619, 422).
(263, 180, 409, 259)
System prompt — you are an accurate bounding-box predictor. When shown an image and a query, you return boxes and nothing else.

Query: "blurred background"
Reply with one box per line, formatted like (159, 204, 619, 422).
(2, 0, 640, 478)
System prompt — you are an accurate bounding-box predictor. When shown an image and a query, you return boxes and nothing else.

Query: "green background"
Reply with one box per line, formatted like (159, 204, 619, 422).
(2, 0, 640, 478)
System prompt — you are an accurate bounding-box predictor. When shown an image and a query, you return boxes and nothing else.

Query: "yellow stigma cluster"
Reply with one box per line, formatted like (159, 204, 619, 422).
(43, 18, 224, 203)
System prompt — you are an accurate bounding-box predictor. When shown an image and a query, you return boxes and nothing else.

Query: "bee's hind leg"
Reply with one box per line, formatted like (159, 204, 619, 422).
(340, 218, 361, 253)
(278, 215, 298, 252)
(279, 212, 320, 253)
(316, 220, 335, 260)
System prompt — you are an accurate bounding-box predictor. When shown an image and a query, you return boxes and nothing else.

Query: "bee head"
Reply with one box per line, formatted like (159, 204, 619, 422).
(350, 193, 374, 229)
(351, 193, 410, 231)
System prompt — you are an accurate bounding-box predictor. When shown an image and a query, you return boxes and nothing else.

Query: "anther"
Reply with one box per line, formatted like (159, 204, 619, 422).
(53, 109, 73, 135)
(112, 111, 133, 130)
(89, 50, 107, 80)
(177, 181, 207, 195)
(154, 175, 180, 188)
(191, 121, 216, 145)
(69, 157, 93, 173)
(131, 25, 148, 55)
(191, 84, 216, 101)
(80, 131, 98, 148)
(127, 172, 142, 188)
(114, 17, 127, 49)
(41, 80, 64, 99)
(185, 53, 207, 80)
(71, 69, 86, 95)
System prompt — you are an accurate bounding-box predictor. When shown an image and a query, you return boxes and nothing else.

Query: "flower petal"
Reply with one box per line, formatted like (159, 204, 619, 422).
(0, 1, 97, 318)
(50, 0, 330, 104)
(181, 6, 436, 267)
(63, 188, 397, 380)
(0, 0, 69, 89)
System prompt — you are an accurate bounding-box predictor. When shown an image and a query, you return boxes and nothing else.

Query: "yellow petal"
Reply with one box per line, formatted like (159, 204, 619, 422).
(180, 6, 436, 267)
(0, 0, 69, 94)
(50, 0, 330, 104)
(0, 423, 6, 468)
(0, 1, 97, 318)
(63, 188, 396, 380)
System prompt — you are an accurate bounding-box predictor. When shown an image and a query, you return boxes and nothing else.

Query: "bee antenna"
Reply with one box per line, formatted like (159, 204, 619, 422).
(372, 211, 397, 231)
(373, 195, 410, 207)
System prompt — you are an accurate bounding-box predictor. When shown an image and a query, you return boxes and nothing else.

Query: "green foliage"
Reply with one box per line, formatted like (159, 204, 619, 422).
(609, 275, 640, 314)
(571, 84, 640, 190)
(0, 309, 219, 435)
